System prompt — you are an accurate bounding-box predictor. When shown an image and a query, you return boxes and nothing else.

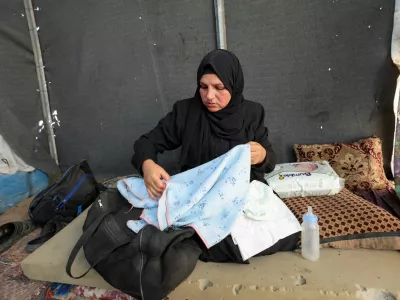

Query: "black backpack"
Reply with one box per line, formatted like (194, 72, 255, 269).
(29, 160, 102, 226)
(66, 189, 201, 300)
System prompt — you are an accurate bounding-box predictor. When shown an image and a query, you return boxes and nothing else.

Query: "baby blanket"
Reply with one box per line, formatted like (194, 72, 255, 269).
(117, 145, 251, 248)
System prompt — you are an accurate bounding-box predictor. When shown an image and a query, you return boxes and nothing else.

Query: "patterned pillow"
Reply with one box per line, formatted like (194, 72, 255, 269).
(294, 136, 392, 190)
(283, 189, 400, 249)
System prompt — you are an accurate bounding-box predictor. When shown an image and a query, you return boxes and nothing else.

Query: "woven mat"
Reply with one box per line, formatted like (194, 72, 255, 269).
(41, 284, 137, 300)
(0, 229, 49, 300)
(0, 175, 144, 300)
(0, 229, 138, 300)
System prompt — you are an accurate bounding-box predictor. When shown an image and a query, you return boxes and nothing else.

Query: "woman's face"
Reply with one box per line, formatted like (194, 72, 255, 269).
(199, 74, 232, 112)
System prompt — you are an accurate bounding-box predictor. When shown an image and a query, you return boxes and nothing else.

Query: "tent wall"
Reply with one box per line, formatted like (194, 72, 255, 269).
(0, 0, 397, 180)
(0, 0, 59, 179)
(32, 0, 217, 178)
(226, 0, 397, 170)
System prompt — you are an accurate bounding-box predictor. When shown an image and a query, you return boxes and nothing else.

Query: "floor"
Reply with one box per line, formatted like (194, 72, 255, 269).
(2, 197, 400, 300)
(20, 201, 400, 300)
(0, 197, 34, 226)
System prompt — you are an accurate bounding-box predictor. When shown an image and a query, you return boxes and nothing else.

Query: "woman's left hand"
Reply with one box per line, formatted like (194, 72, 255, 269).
(248, 141, 267, 165)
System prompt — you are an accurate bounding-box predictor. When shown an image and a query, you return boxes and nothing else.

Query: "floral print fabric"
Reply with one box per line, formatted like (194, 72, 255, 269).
(294, 136, 392, 191)
(118, 145, 251, 248)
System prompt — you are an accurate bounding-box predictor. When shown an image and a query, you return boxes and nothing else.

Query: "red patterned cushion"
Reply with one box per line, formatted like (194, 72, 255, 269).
(294, 136, 392, 190)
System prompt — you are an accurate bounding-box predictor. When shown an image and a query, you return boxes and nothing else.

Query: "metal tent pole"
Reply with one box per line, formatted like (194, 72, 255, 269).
(214, 0, 227, 49)
(23, 0, 59, 165)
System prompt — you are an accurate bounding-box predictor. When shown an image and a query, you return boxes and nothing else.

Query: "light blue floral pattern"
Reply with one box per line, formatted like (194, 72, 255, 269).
(117, 145, 251, 248)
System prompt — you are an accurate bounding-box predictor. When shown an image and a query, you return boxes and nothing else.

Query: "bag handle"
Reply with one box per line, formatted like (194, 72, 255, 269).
(66, 209, 112, 279)
(66, 191, 120, 279)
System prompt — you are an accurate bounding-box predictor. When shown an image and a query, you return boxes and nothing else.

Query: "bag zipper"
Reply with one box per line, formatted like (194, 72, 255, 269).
(98, 199, 103, 209)
(56, 174, 93, 210)
(30, 164, 76, 210)
(31, 160, 88, 210)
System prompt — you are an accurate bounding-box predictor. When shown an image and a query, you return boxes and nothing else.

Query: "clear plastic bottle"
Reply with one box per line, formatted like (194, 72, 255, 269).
(301, 206, 320, 261)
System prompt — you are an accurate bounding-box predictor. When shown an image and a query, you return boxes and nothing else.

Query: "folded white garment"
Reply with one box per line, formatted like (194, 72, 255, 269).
(231, 181, 301, 261)
(0, 134, 34, 174)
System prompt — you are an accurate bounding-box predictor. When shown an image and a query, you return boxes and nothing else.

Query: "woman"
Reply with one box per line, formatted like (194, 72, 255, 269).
(132, 50, 298, 263)
(132, 49, 276, 200)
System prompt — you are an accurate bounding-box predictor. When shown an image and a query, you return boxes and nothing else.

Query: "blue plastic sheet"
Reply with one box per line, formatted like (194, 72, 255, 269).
(0, 170, 49, 214)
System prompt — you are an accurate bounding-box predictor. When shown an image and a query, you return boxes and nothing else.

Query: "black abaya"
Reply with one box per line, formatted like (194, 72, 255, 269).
(132, 98, 276, 182)
(132, 50, 276, 181)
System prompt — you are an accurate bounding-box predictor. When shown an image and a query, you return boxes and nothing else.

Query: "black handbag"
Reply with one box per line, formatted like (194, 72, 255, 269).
(29, 160, 101, 226)
(66, 189, 202, 300)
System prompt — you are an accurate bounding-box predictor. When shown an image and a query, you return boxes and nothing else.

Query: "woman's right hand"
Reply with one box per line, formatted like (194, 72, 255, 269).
(142, 159, 170, 200)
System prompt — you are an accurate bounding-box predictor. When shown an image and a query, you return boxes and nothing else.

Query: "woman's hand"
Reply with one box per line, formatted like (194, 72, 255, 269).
(142, 159, 170, 200)
(248, 142, 267, 165)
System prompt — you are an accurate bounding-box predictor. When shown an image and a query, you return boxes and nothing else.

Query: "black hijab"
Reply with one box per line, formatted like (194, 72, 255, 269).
(197, 49, 246, 140)
(181, 50, 247, 167)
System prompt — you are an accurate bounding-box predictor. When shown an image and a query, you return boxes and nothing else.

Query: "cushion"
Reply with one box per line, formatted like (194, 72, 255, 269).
(283, 189, 400, 249)
(294, 136, 392, 190)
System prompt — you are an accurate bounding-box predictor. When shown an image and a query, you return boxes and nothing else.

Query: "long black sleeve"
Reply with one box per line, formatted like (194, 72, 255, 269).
(132, 103, 183, 173)
(251, 105, 276, 177)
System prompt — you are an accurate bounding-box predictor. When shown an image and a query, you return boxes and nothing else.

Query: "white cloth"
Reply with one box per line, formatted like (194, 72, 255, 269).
(242, 179, 278, 220)
(0, 134, 34, 174)
(231, 181, 301, 261)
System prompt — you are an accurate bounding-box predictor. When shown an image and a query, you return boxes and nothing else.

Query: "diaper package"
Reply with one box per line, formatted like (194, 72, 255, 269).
(264, 161, 344, 198)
